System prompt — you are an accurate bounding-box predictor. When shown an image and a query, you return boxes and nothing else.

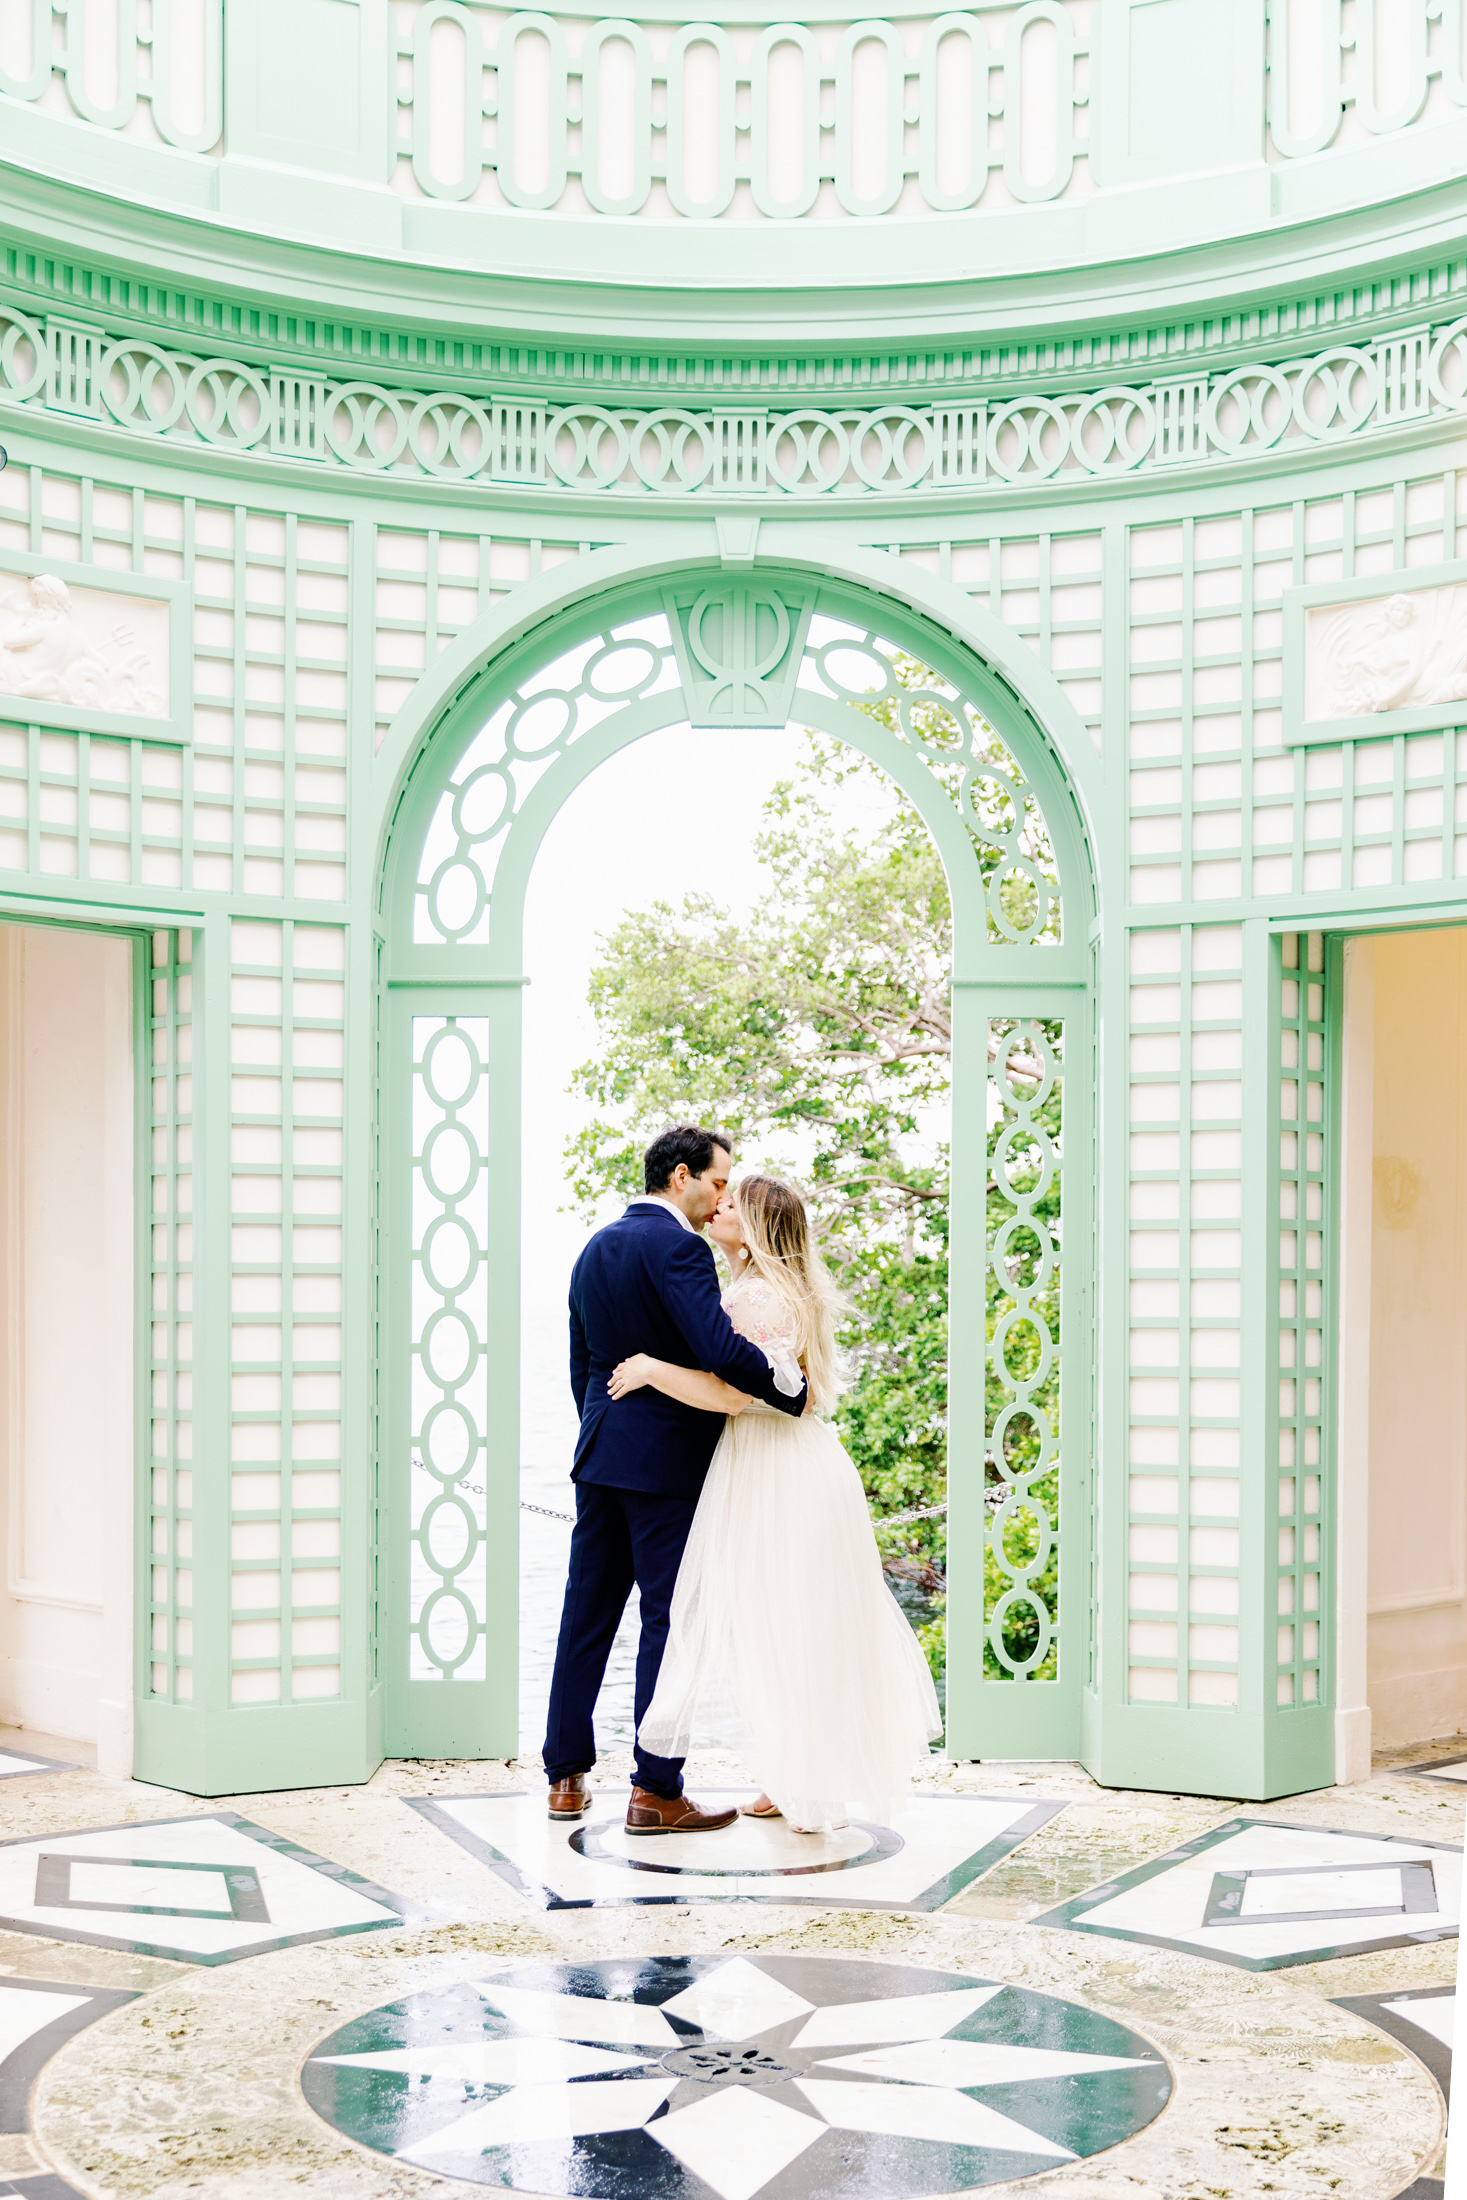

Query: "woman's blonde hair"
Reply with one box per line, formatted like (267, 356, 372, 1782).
(732, 1175, 846, 1411)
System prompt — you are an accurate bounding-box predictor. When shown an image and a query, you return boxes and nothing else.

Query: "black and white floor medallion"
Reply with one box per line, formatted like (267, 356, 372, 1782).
(301, 1953, 1171, 2196)
(407, 1790, 1061, 1912)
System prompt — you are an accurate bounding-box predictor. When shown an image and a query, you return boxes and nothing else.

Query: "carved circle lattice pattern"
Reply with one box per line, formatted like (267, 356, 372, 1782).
(410, 1015, 491, 1681)
(985, 1019, 1063, 1682)
(9, 312, 1467, 502)
(412, 602, 1059, 953)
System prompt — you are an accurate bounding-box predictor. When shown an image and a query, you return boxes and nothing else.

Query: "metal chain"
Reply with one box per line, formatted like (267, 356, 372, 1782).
(520, 1498, 947, 1529)
(871, 1502, 948, 1532)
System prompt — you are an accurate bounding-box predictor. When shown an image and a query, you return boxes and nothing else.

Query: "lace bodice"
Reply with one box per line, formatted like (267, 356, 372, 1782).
(723, 1272, 803, 1398)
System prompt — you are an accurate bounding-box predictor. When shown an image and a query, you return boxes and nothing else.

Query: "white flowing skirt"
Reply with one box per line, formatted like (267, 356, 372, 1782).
(638, 1405, 942, 1829)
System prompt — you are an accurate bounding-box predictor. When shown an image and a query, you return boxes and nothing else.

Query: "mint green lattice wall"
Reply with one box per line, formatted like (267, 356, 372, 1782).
(1, 337, 1465, 1791)
(0, 441, 590, 1789)
(227, 916, 347, 1712)
(146, 926, 193, 1711)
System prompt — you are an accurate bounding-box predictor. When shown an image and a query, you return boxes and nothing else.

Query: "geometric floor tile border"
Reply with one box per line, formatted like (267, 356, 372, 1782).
(1034, 1817, 1462, 1971)
(406, 1790, 1063, 1913)
(300, 1951, 1173, 2196)
(1404, 1756, 1467, 1787)
(1332, 1984, 1453, 2104)
(1333, 1985, 1453, 2200)
(0, 1976, 135, 2199)
(0, 1813, 426, 1966)
(0, 1751, 75, 1785)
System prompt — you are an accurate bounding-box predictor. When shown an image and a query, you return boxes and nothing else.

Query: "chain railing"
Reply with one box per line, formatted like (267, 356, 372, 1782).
(518, 1493, 948, 1530)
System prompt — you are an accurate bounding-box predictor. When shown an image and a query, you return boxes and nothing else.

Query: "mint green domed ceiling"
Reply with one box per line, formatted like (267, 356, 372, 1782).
(0, 0, 1464, 1798)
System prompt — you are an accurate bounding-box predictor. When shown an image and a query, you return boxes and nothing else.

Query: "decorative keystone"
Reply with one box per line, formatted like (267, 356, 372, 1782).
(714, 516, 760, 567)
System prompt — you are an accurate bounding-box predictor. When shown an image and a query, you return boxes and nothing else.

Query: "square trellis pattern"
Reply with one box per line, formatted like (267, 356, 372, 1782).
(0, 1813, 423, 1965)
(371, 528, 590, 751)
(895, 531, 1105, 753)
(1034, 1817, 1462, 1970)
(147, 927, 194, 1707)
(1125, 476, 1467, 910)
(0, 470, 351, 899)
(229, 918, 347, 1708)
(1125, 923, 1245, 1711)
(408, 1790, 1064, 1912)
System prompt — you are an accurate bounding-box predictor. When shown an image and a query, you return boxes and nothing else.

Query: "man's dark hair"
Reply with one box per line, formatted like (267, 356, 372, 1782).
(643, 1124, 731, 1193)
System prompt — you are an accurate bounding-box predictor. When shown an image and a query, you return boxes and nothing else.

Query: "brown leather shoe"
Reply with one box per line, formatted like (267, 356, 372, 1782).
(547, 1774, 592, 1820)
(625, 1786, 738, 1835)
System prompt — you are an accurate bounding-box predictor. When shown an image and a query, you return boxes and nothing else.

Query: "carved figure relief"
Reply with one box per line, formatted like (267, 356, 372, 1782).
(0, 573, 167, 718)
(1309, 582, 1467, 719)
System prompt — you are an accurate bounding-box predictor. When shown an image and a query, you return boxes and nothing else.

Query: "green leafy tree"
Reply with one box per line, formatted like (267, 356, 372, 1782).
(566, 653, 1065, 1691)
(566, 734, 951, 1540)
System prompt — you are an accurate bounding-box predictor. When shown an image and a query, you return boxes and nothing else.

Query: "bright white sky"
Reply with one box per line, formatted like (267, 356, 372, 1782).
(518, 720, 902, 1470)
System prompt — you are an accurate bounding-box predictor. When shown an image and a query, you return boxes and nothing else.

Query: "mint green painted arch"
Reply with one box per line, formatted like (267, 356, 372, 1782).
(375, 554, 1098, 1765)
(370, 541, 1106, 936)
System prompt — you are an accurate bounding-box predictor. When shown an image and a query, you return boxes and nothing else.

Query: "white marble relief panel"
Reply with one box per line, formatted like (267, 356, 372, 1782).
(1308, 582, 1467, 720)
(0, 572, 168, 718)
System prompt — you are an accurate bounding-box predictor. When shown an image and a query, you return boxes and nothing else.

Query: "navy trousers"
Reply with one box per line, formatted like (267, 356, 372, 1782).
(541, 1481, 700, 1799)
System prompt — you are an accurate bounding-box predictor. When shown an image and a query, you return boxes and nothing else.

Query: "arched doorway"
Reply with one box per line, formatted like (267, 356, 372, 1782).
(376, 569, 1095, 1768)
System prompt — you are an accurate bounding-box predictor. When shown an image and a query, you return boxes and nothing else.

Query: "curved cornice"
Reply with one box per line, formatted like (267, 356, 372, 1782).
(4, 128, 1467, 369)
(4, 286, 1461, 518)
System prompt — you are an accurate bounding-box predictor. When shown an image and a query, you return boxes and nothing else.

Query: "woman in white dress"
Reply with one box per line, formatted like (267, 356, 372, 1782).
(608, 1174, 941, 1832)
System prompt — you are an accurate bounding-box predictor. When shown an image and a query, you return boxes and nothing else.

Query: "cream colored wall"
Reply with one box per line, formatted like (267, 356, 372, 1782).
(0, 924, 133, 1770)
(1361, 927, 1467, 1749)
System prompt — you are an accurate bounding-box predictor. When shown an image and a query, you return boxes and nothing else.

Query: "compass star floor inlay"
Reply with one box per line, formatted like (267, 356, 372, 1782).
(301, 1953, 1172, 2195)
(0, 1748, 1454, 2195)
(407, 1788, 1061, 1910)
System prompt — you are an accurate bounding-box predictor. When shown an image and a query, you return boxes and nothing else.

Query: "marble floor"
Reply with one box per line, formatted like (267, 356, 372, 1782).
(0, 1730, 1456, 2197)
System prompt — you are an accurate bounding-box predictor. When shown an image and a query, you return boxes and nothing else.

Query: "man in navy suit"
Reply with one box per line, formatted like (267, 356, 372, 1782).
(542, 1124, 808, 1833)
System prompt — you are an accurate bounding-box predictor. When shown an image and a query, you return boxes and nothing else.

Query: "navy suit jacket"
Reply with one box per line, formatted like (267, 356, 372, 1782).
(569, 1203, 807, 1497)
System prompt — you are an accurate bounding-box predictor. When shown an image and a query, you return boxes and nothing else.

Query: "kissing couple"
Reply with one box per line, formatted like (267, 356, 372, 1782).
(541, 1123, 941, 1835)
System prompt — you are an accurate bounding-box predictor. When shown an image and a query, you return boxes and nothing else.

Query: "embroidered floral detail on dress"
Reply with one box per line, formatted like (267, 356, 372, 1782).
(724, 1275, 803, 1397)
(724, 1274, 799, 1352)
